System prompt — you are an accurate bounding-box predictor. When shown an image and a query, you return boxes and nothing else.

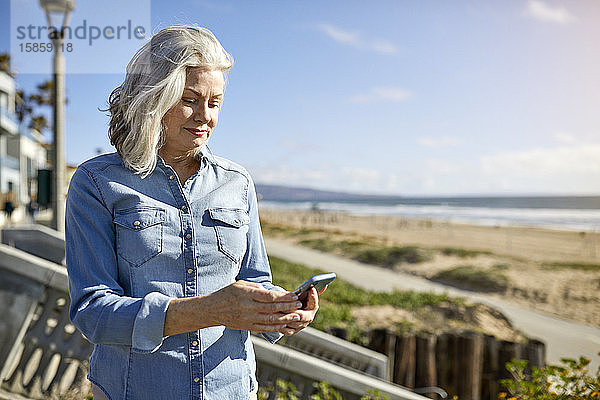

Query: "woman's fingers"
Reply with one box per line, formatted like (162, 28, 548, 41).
(257, 311, 300, 325)
(282, 288, 319, 334)
(243, 282, 298, 303)
(207, 280, 303, 332)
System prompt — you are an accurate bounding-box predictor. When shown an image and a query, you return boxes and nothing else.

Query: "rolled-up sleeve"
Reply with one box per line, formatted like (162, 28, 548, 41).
(65, 167, 171, 353)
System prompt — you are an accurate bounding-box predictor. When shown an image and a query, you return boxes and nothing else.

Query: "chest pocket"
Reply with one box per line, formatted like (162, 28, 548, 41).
(114, 207, 165, 268)
(208, 208, 250, 263)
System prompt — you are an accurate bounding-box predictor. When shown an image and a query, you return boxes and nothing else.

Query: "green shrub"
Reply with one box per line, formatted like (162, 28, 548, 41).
(440, 247, 493, 258)
(353, 246, 432, 267)
(298, 238, 339, 252)
(500, 356, 600, 399)
(432, 265, 509, 293)
(257, 379, 389, 400)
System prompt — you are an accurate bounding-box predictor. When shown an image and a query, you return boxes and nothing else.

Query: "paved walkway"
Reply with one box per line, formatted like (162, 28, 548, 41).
(265, 238, 600, 371)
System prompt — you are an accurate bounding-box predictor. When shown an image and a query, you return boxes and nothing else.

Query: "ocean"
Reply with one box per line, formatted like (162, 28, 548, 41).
(258, 196, 600, 232)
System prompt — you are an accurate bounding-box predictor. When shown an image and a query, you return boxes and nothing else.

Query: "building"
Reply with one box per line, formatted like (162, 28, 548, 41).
(0, 70, 49, 223)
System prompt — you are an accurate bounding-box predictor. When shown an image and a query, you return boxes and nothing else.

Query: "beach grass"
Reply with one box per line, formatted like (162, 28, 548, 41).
(261, 221, 494, 268)
(432, 265, 510, 293)
(541, 261, 600, 272)
(438, 247, 494, 258)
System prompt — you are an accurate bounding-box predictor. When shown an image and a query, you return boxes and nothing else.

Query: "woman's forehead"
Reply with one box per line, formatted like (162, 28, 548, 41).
(184, 68, 225, 94)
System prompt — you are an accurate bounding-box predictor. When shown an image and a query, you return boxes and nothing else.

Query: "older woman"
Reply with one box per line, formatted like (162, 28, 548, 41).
(65, 26, 319, 400)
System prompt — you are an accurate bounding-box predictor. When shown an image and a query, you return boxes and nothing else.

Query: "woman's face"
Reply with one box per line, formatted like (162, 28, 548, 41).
(161, 68, 225, 157)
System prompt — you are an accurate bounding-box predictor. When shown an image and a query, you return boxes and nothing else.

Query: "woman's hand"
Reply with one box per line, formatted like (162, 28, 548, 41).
(205, 281, 303, 333)
(164, 280, 303, 337)
(280, 287, 320, 336)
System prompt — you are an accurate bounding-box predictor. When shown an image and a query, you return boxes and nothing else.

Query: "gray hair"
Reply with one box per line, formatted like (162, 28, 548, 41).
(107, 26, 234, 177)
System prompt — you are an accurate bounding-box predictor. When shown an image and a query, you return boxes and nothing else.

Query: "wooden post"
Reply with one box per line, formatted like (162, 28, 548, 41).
(436, 332, 458, 397)
(326, 327, 347, 340)
(456, 331, 483, 400)
(416, 334, 437, 398)
(368, 328, 396, 381)
(481, 335, 500, 400)
(367, 329, 388, 355)
(525, 339, 546, 372)
(394, 332, 416, 388)
(497, 340, 523, 383)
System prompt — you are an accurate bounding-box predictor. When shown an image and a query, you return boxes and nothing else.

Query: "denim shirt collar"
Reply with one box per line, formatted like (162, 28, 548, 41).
(156, 145, 215, 174)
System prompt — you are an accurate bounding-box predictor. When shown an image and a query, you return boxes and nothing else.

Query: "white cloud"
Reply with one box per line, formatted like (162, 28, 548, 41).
(249, 163, 402, 195)
(349, 87, 412, 104)
(423, 158, 464, 174)
(340, 166, 381, 181)
(249, 142, 600, 196)
(417, 136, 461, 148)
(316, 24, 359, 46)
(553, 132, 576, 144)
(251, 165, 332, 188)
(524, 0, 575, 24)
(278, 139, 322, 152)
(481, 144, 600, 176)
(316, 23, 398, 55)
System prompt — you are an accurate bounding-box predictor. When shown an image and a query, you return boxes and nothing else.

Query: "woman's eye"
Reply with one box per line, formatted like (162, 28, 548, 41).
(182, 98, 197, 104)
(210, 102, 221, 108)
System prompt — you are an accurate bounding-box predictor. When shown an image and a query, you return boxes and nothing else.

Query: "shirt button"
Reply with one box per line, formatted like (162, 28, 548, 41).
(185, 233, 192, 239)
(187, 268, 193, 274)
(193, 377, 200, 383)
(191, 340, 198, 347)
(133, 220, 141, 227)
(181, 205, 187, 210)
(234, 219, 240, 224)
(169, 175, 175, 180)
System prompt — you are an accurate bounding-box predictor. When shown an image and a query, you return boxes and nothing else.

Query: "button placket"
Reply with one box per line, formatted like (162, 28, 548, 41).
(165, 169, 203, 398)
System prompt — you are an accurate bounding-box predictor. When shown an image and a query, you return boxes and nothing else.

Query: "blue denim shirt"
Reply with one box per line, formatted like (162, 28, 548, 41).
(65, 147, 282, 400)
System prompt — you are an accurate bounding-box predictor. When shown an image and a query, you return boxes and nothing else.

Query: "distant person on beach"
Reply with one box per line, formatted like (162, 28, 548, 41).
(65, 26, 322, 400)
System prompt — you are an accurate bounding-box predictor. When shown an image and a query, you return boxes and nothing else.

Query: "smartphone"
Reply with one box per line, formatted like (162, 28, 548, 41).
(292, 272, 336, 305)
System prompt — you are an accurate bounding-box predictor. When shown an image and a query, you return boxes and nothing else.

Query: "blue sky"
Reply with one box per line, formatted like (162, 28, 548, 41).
(2, 0, 599, 196)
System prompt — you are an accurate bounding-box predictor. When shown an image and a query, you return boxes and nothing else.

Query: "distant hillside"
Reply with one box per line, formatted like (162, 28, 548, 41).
(254, 184, 600, 209)
(254, 184, 399, 203)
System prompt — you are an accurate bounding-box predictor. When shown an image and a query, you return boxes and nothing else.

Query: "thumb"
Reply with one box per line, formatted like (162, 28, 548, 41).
(304, 287, 319, 310)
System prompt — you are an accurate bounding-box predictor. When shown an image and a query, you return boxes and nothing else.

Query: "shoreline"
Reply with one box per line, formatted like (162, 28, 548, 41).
(257, 199, 600, 234)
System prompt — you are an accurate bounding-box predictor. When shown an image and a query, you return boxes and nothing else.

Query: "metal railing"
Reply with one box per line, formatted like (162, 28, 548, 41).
(274, 326, 389, 379)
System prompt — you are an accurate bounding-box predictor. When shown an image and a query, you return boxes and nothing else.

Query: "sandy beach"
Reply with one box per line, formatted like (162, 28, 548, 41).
(259, 208, 600, 328)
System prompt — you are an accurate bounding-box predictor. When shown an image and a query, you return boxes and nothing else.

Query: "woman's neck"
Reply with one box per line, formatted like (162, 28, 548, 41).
(158, 150, 200, 184)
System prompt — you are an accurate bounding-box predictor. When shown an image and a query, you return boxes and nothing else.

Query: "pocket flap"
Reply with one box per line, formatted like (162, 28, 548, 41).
(114, 208, 166, 230)
(208, 208, 250, 228)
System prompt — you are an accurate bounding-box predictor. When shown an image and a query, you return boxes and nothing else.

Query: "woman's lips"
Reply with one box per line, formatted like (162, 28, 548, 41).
(185, 128, 208, 136)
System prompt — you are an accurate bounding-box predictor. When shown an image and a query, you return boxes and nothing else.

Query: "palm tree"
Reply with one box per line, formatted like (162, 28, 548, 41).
(0, 53, 15, 77)
(0, 53, 62, 138)
(15, 90, 33, 124)
(29, 115, 49, 133)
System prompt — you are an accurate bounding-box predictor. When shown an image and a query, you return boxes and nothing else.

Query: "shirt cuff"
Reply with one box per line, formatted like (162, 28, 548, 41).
(132, 292, 172, 353)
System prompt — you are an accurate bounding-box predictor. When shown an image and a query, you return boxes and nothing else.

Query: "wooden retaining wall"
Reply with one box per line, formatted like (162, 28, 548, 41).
(330, 328, 545, 400)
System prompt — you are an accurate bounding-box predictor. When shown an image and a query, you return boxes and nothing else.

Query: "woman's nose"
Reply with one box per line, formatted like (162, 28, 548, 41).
(193, 104, 210, 124)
